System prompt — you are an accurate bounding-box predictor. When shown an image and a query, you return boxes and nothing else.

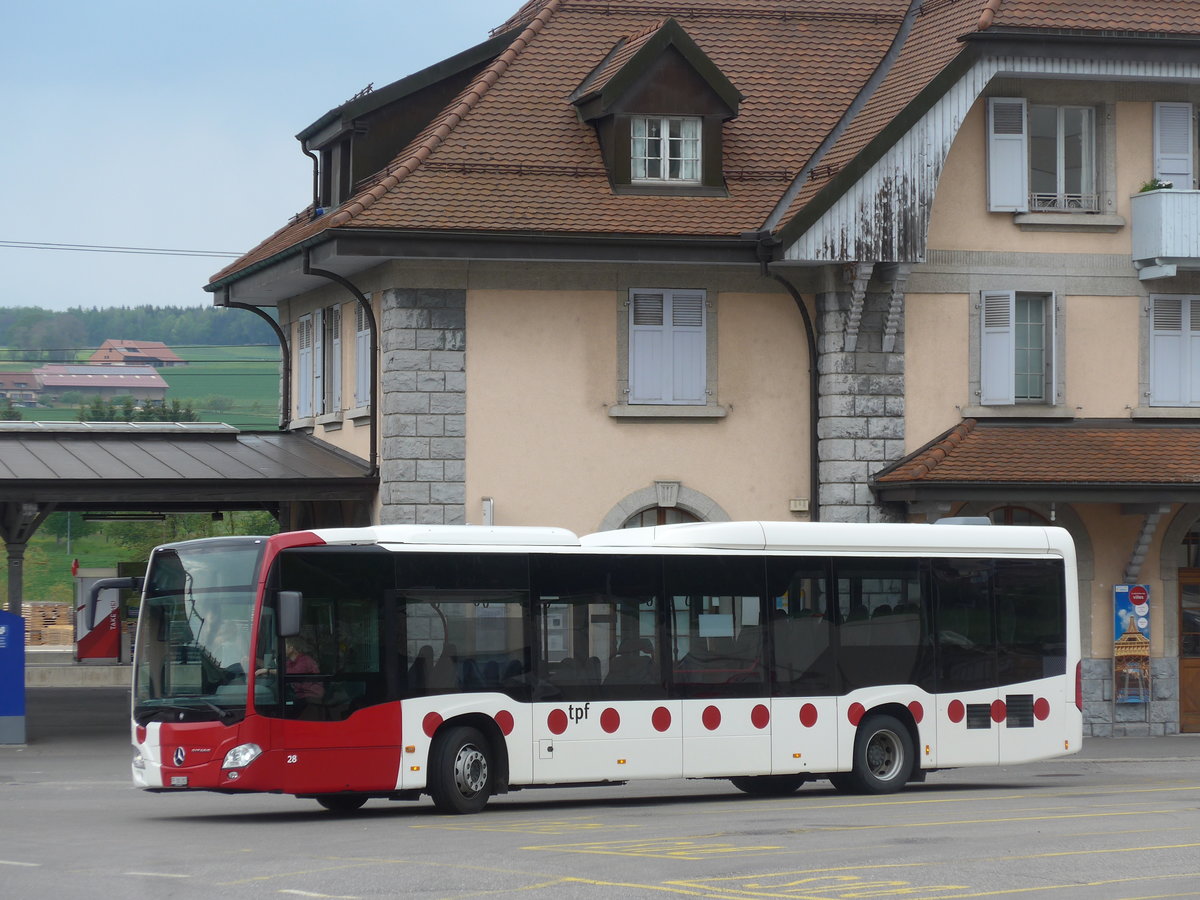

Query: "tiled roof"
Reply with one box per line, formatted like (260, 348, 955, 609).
(875, 419, 1200, 486)
(981, 0, 1200, 34)
(210, 0, 908, 284)
(34, 365, 168, 388)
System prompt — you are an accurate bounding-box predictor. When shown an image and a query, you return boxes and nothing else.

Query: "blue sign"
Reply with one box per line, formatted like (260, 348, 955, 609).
(0, 610, 26, 741)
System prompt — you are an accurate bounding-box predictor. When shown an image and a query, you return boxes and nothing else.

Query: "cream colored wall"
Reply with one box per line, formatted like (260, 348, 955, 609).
(902, 292, 969, 451)
(465, 287, 811, 535)
(927, 99, 1150, 255)
(282, 290, 378, 464)
(1074, 504, 1172, 659)
(1063, 295, 1140, 416)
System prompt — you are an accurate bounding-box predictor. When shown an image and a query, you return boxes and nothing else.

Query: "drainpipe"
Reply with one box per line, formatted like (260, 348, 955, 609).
(220, 289, 291, 430)
(752, 234, 821, 522)
(301, 145, 320, 214)
(302, 250, 379, 477)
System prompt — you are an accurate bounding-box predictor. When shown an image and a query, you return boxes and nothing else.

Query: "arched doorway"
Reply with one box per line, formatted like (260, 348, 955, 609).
(621, 507, 699, 528)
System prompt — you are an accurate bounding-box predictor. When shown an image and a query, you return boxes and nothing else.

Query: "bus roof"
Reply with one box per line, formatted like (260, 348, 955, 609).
(580, 521, 1074, 557)
(305, 521, 1073, 558)
(310, 524, 580, 547)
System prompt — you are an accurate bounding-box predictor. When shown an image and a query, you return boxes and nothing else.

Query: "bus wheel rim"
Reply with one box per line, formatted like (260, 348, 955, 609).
(453, 744, 488, 796)
(866, 730, 901, 780)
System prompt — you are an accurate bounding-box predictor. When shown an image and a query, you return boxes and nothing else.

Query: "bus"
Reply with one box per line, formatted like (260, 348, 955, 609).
(127, 520, 1082, 813)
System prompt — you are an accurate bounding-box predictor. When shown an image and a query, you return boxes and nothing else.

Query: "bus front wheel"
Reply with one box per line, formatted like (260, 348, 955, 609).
(844, 713, 913, 794)
(428, 725, 494, 814)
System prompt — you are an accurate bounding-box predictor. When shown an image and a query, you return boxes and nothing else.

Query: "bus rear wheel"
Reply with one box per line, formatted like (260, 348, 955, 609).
(429, 725, 494, 814)
(316, 794, 367, 812)
(844, 713, 913, 794)
(729, 774, 808, 796)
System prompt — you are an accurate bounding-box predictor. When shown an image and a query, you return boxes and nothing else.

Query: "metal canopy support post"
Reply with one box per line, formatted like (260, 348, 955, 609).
(2, 502, 54, 616)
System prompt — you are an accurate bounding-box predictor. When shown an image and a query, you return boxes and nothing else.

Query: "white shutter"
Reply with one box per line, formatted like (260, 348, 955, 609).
(1155, 102, 1194, 188)
(1189, 298, 1200, 406)
(980, 291, 1015, 405)
(355, 304, 371, 408)
(987, 98, 1029, 212)
(311, 308, 324, 415)
(327, 306, 342, 411)
(669, 291, 706, 403)
(1150, 295, 1184, 406)
(296, 315, 313, 418)
(1045, 293, 1057, 405)
(629, 292, 667, 403)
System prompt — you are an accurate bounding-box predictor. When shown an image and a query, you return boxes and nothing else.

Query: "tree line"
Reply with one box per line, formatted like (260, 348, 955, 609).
(0, 305, 278, 362)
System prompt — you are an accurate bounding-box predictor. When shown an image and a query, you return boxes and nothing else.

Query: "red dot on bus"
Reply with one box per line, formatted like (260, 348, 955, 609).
(547, 709, 568, 735)
(422, 712, 443, 737)
(702, 705, 721, 731)
(799, 703, 818, 727)
(751, 704, 770, 729)
(908, 701, 924, 724)
(1033, 698, 1050, 721)
(601, 708, 620, 733)
(494, 710, 514, 735)
(991, 700, 1007, 723)
(948, 700, 965, 723)
(847, 702, 865, 726)
(135, 726, 147, 744)
(652, 707, 672, 732)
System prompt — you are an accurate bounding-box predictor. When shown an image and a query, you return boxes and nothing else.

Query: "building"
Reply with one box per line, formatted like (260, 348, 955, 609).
(34, 365, 168, 404)
(207, 0, 1200, 736)
(88, 339, 185, 368)
(0, 373, 42, 407)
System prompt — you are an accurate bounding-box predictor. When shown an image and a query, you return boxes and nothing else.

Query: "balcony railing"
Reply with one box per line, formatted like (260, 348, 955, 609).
(1030, 192, 1100, 211)
(1131, 189, 1200, 280)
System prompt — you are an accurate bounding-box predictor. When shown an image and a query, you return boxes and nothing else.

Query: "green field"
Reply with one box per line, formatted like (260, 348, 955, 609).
(3, 345, 282, 430)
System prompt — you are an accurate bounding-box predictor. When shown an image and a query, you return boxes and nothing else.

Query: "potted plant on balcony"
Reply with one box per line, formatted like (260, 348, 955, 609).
(1139, 178, 1174, 192)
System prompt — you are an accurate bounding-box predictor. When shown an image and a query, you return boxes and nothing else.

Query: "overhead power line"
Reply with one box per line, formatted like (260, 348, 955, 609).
(0, 240, 242, 259)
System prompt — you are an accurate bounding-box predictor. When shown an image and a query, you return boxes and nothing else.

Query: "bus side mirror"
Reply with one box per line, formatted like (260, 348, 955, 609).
(278, 591, 303, 637)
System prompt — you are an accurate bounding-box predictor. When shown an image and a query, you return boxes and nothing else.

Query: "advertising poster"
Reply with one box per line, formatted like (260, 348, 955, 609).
(1113, 584, 1151, 704)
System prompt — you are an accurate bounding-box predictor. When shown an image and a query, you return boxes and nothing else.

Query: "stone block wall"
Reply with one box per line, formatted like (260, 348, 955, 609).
(816, 289, 906, 523)
(1080, 656, 1179, 737)
(378, 288, 466, 525)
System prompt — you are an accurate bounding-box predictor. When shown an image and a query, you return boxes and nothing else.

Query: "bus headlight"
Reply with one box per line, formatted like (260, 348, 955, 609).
(132, 749, 146, 770)
(222, 743, 262, 770)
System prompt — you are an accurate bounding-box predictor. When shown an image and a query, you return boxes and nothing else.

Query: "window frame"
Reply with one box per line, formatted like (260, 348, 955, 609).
(987, 96, 1105, 214)
(977, 290, 1059, 408)
(626, 288, 709, 407)
(630, 115, 702, 184)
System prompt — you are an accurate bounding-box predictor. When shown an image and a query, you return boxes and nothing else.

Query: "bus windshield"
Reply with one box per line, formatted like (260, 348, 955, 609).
(133, 537, 267, 725)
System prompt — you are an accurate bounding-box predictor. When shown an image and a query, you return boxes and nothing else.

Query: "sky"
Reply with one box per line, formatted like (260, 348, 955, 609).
(1, 0, 510, 312)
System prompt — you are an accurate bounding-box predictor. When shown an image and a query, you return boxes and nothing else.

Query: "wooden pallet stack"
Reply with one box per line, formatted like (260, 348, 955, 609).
(22, 602, 74, 646)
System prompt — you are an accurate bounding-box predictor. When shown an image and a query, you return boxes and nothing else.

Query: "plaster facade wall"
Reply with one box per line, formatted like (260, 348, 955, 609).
(464, 270, 811, 536)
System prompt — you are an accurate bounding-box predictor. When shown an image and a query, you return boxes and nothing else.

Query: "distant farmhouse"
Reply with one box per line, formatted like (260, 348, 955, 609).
(34, 364, 168, 403)
(0, 372, 41, 407)
(89, 339, 185, 368)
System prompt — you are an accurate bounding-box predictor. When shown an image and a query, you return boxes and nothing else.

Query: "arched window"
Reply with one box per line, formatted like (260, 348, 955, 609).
(988, 506, 1050, 526)
(621, 507, 700, 528)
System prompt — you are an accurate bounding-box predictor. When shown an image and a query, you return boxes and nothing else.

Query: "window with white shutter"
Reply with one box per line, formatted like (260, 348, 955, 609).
(354, 302, 371, 408)
(628, 289, 707, 404)
(1155, 102, 1194, 188)
(1150, 295, 1200, 406)
(325, 305, 342, 413)
(310, 307, 325, 416)
(296, 314, 314, 418)
(980, 291, 1055, 406)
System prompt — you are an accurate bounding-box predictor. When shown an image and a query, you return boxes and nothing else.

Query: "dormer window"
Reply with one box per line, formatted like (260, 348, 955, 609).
(572, 18, 741, 197)
(631, 116, 701, 183)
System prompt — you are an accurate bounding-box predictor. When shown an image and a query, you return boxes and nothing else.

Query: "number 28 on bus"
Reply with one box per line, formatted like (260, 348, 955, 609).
(125, 520, 1082, 813)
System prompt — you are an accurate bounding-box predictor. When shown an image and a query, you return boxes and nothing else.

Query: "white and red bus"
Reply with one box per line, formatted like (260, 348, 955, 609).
(128, 520, 1082, 813)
